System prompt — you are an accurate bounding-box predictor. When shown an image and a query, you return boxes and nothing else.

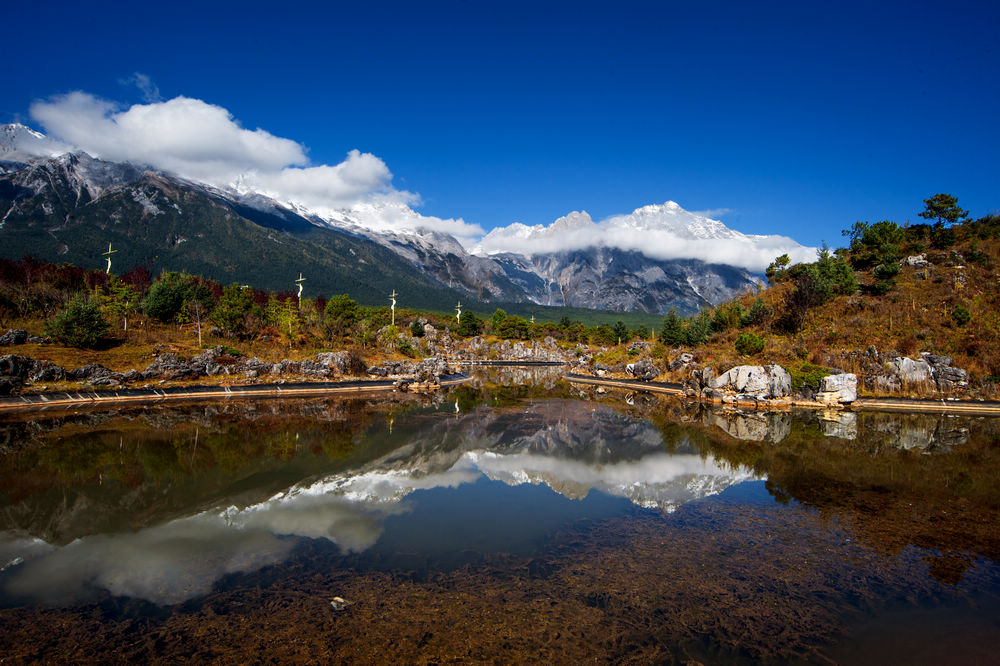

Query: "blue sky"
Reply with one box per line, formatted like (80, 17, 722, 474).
(5, 0, 998, 248)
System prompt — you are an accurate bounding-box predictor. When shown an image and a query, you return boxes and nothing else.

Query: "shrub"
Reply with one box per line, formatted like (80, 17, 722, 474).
(844, 220, 904, 269)
(778, 265, 830, 332)
(457, 312, 484, 338)
(734, 332, 765, 356)
(931, 227, 956, 249)
(212, 284, 263, 339)
(788, 362, 831, 390)
(740, 298, 773, 328)
(865, 279, 895, 296)
(397, 337, 417, 357)
(143, 272, 215, 323)
(45, 296, 110, 348)
(898, 336, 919, 356)
(612, 320, 629, 343)
(659, 308, 685, 346)
(952, 305, 971, 326)
(324, 294, 361, 338)
(410, 319, 424, 337)
(873, 262, 901, 281)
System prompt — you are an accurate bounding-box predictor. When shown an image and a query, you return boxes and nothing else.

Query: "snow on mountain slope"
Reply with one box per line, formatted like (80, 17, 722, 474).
(474, 201, 814, 273)
(0, 123, 72, 164)
(0, 123, 810, 313)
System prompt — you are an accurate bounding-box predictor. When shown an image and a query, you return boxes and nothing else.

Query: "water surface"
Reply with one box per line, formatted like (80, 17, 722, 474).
(1, 380, 998, 663)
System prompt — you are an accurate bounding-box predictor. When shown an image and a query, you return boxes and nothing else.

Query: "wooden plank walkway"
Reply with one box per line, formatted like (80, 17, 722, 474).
(565, 373, 685, 395)
(0, 374, 473, 412)
(566, 373, 1000, 416)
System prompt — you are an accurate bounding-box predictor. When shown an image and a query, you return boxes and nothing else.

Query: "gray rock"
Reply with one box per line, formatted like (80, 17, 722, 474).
(873, 374, 902, 392)
(818, 373, 858, 403)
(889, 356, 932, 384)
(924, 353, 952, 367)
(712, 365, 767, 395)
(934, 365, 969, 392)
(627, 359, 659, 381)
(766, 364, 793, 398)
(701, 387, 724, 402)
(0, 330, 29, 346)
(28, 360, 65, 383)
(0, 354, 36, 379)
(627, 341, 651, 354)
(905, 254, 929, 267)
(712, 364, 791, 398)
(0, 375, 23, 396)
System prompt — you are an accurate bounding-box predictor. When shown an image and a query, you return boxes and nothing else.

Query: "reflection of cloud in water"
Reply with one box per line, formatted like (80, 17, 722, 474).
(1, 449, 751, 606)
(4, 515, 295, 605)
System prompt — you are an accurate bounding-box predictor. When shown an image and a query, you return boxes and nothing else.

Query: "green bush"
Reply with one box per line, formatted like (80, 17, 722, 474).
(397, 337, 417, 357)
(952, 305, 971, 326)
(844, 220, 904, 269)
(45, 296, 110, 348)
(872, 261, 901, 281)
(740, 298, 773, 328)
(788, 362, 830, 390)
(211, 284, 263, 339)
(734, 332, 765, 356)
(324, 294, 361, 338)
(410, 319, 424, 337)
(143, 272, 214, 323)
(611, 320, 628, 343)
(659, 308, 685, 345)
(455, 312, 484, 338)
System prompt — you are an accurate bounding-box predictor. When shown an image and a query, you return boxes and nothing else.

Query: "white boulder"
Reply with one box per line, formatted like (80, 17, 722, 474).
(817, 373, 858, 404)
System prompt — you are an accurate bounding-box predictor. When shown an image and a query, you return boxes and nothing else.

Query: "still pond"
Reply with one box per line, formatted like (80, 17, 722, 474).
(1, 369, 999, 664)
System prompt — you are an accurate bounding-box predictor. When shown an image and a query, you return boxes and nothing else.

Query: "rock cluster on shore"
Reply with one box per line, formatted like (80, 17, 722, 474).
(0, 347, 373, 396)
(0, 324, 978, 405)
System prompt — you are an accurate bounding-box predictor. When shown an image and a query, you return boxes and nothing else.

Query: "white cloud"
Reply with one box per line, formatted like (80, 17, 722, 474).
(473, 202, 816, 273)
(691, 207, 734, 219)
(118, 72, 162, 103)
(27, 91, 434, 215)
(30, 92, 307, 182)
(21, 91, 810, 266)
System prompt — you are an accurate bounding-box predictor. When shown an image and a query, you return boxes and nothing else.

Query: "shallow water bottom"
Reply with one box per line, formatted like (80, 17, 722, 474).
(3, 479, 998, 665)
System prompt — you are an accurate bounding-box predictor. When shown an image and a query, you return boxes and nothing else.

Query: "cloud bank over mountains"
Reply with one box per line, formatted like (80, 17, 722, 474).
(23, 89, 813, 271)
(474, 204, 815, 272)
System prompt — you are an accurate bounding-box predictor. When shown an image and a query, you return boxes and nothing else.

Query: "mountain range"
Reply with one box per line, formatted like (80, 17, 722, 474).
(0, 123, 812, 314)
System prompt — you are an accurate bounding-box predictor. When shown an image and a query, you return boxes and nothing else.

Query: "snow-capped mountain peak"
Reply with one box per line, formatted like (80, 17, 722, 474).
(0, 123, 72, 163)
(606, 201, 741, 240)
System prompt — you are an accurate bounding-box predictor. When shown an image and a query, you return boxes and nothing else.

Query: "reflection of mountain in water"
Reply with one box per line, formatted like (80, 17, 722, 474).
(0, 400, 751, 606)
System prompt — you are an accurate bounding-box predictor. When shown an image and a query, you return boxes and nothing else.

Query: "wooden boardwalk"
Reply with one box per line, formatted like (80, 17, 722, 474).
(565, 373, 1000, 416)
(0, 374, 473, 412)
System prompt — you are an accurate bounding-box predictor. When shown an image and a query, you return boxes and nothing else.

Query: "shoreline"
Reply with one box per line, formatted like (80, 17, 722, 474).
(565, 373, 1000, 416)
(0, 373, 473, 412)
(1, 364, 998, 417)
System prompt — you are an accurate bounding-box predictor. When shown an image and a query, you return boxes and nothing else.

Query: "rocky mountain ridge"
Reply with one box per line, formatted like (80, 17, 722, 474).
(0, 123, 799, 313)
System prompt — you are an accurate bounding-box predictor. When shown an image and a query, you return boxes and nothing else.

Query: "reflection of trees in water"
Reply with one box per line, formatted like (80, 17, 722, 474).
(469, 365, 567, 390)
(0, 398, 417, 544)
(655, 403, 1000, 579)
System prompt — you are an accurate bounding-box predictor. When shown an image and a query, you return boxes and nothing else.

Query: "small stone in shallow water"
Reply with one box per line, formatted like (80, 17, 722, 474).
(330, 596, 353, 611)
